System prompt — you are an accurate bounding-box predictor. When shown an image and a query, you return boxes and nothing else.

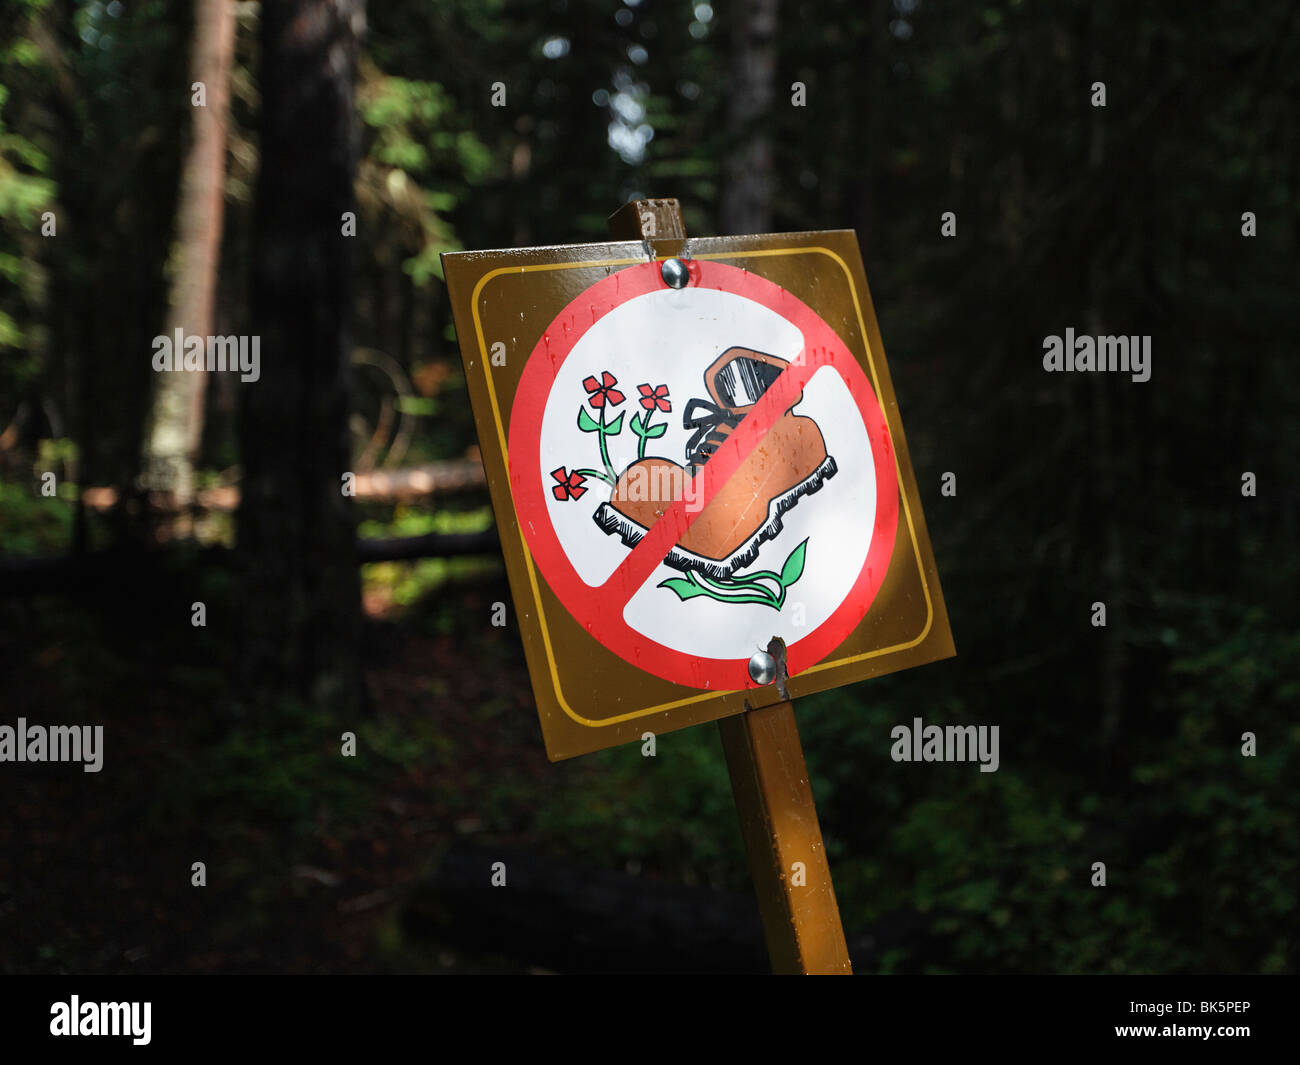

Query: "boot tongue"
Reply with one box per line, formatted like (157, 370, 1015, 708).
(690, 348, 790, 469)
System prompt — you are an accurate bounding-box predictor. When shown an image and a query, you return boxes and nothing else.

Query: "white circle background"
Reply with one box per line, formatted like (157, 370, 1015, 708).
(534, 286, 878, 665)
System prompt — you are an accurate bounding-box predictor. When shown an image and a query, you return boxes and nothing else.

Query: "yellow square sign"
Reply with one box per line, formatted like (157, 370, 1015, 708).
(444, 226, 953, 759)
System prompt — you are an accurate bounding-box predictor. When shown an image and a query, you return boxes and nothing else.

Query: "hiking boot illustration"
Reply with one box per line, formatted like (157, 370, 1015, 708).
(594, 346, 837, 579)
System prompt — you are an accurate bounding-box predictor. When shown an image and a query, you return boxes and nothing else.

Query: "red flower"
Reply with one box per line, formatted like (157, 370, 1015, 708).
(583, 371, 625, 408)
(550, 467, 587, 501)
(637, 383, 671, 412)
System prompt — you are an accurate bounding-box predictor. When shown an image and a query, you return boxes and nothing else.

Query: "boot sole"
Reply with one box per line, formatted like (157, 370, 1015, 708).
(592, 455, 838, 581)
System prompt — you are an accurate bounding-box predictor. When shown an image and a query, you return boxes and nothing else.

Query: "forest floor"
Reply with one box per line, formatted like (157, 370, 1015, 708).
(0, 550, 753, 974)
(2, 561, 563, 973)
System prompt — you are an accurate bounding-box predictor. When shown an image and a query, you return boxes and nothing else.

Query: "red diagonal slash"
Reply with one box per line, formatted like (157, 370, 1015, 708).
(599, 349, 824, 598)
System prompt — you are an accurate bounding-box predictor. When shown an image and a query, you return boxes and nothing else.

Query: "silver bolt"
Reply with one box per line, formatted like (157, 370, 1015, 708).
(748, 650, 776, 685)
(660, 257, 689, 289)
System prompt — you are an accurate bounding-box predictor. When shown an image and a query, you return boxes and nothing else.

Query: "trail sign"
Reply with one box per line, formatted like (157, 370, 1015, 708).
(444, 212, 953, 761)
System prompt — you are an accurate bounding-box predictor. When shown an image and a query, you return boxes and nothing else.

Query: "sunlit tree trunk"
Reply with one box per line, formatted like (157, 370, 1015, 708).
(141, 0, 236, 531)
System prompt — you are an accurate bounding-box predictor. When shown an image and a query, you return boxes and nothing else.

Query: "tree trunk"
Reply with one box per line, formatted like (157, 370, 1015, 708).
(141, 0, 236, 527)
(1078, 5, 1126, 749)
(721, 0, 779, 234)
(238, 0, 364, 716)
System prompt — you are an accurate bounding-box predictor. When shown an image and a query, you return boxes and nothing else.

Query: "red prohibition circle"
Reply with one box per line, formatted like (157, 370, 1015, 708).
(508, 259, 899, 690)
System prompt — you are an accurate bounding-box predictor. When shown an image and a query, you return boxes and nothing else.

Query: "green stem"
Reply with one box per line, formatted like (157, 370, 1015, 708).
(712, 569, 784, 601)
(596, 404, 613, 478)
(694, 569, 782, 609)
(728, 568, 782, 584)
(573, 466, 616, 486)
(740, 573, 786, 609)
(637, 411, 654, 460)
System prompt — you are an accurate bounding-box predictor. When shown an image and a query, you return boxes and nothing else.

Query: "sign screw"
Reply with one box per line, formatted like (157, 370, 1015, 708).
(660, 257, 689, 289)
(748, 650, 777, 685)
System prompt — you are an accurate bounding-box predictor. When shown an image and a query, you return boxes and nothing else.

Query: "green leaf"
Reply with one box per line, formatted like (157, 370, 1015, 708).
(394, 396, 436, 415)
(577, 407, 601, 432)
(779, 538, 809, 587)
(644, 422, 668, 438)
(603, 412, 625, 435)
(658, 577, 711, 601)
(731, 569, 781, 584)
(701, 584, 782, 608)
(715, 592, 783, 609)
(629, 411, 646, 436)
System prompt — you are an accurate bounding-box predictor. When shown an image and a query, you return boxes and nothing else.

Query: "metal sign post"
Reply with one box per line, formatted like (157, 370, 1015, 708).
(719, 694, 852, 974)
(610, 201, 851, 974)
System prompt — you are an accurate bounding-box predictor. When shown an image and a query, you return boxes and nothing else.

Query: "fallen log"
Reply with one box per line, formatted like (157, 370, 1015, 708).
(355, 528, 499, 563)
(75, 459, 487, 513)
(0, 529, 502, 597)
(351, 460, 486, 500)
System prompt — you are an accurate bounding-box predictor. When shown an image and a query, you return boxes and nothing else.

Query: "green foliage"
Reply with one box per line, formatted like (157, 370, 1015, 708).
(0, 478, 70, 554)
(358, 70, 491, 284)
(532, 726, 745, 888)
(0, 36, 55, 364)
(792, 591, 1299, 974)
(359, 503, 497, 607)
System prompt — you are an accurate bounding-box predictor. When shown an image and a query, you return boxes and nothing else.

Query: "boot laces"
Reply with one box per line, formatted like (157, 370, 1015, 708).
(683, 398, 743, 469)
